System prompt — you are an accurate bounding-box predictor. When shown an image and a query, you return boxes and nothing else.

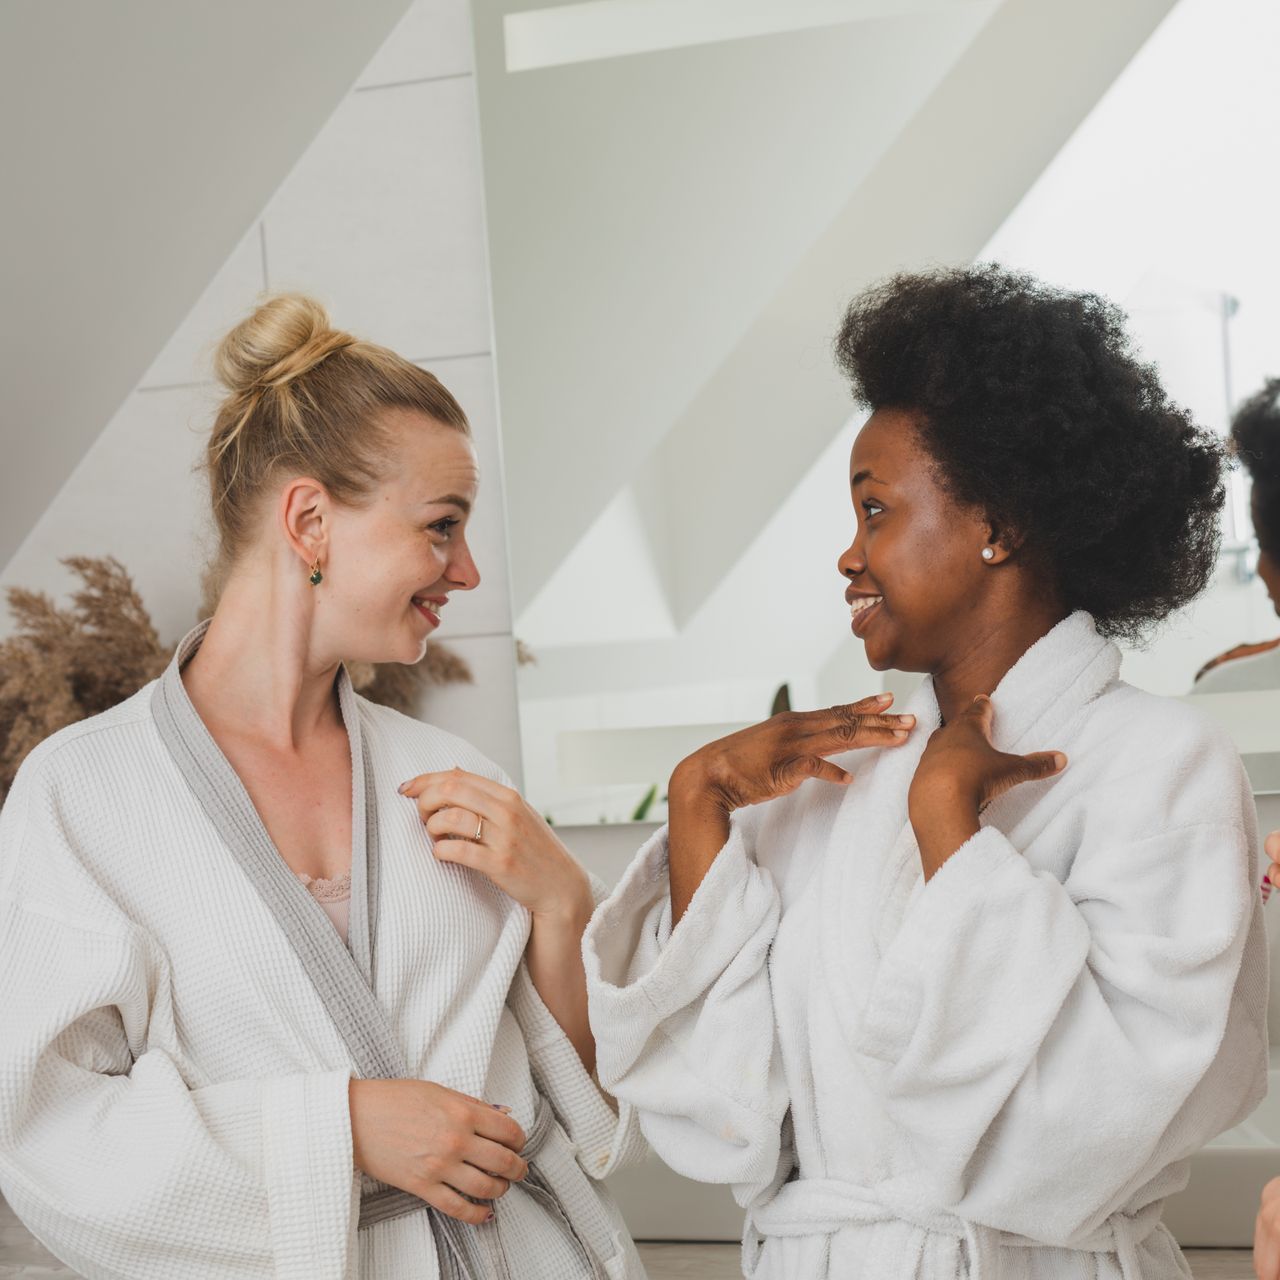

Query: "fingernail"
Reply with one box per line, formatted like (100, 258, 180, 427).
(1053, 752, 1068, 769)
(876, 693, 893, 704)
(484, 1210, 495, 1222)
(898, 715, 915, 725)
(490, 1103, 512, 1114)
(894, 729, 909, 738)
(397, 781, 410, 795)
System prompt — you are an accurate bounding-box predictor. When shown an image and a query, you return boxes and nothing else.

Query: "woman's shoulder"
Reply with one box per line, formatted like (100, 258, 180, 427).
(7, 682, 161, 800)
(353, 693, 511, 787)
(1076, 679, 1250, 824)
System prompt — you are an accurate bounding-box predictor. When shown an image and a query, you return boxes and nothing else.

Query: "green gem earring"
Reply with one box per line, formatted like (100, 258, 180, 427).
(308, 559, 323, 586)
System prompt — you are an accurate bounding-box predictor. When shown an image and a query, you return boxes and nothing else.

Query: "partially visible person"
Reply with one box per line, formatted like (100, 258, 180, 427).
(1196, 378, 1280, 691)
(1254, 828, 1280, 1280)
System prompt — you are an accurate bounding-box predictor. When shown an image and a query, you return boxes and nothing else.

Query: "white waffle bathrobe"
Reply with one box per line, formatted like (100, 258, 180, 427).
(585, 611, 1268, 1279)
(0, 622, 646, 1279)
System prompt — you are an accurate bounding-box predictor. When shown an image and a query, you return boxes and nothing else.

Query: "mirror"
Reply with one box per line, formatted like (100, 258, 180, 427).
(473, 0, 1280, 823)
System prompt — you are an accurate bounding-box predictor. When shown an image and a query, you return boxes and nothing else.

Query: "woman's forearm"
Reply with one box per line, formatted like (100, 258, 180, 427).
(527, 893, 597, 1074)
(668, 763, 732, 924)
(910, 785, 981, 881)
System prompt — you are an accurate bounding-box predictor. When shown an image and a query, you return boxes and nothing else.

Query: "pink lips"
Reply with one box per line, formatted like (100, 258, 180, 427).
(412, 595, 446, 626)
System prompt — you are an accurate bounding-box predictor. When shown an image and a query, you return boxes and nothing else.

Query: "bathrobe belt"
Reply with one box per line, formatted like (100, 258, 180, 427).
(357, 1094, 610, 1280)
(747, 1178, 1158, 1280)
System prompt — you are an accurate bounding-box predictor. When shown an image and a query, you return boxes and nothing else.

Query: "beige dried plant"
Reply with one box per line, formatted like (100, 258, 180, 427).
(1, 556, 472, 802)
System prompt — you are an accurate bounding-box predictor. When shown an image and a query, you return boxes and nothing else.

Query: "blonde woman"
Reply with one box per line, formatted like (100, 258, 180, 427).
(0, 296, 645, 1279)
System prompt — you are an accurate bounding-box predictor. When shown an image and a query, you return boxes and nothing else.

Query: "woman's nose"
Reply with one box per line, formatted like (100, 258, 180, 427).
(838, 535, 865, 580)
(450, 542, 481, 591)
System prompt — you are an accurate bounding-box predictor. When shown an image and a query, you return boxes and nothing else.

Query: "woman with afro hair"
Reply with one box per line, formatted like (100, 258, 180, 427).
(585, 264, 1267, 1279)
(1196, 377, 1280, 691)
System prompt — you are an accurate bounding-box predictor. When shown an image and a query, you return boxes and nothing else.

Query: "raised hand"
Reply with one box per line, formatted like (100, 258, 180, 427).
(348, 1079, 527, 1225)
(673, 693, 916, 815)
(396, 768, 598, 1070)
(667, 693, 916, 921)
(398, 768, 592, 923)
(908, 693, 1067, 879)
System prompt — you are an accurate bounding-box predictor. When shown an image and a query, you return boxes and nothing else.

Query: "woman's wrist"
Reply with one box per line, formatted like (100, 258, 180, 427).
(909, 778, 981, 880)
(529, 868, 594, 930)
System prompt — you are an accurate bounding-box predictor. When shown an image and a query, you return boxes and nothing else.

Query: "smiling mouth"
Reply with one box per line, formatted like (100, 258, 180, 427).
(411, 595, 446, 622)
(849, 595, 883, 635)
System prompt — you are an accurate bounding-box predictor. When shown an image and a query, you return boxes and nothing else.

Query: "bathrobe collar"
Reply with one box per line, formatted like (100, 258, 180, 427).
(149, 618, 407, 1079)
(819, 610, 1119, 1042)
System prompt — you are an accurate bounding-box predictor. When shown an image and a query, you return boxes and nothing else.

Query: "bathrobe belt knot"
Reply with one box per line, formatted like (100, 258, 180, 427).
(746, 1177, 1159, 1279)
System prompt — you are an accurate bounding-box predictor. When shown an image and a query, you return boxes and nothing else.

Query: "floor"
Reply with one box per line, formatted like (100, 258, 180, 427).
(636, 1242, 1259, 1278)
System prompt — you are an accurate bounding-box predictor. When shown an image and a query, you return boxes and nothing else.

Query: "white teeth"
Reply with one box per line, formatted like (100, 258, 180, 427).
(849, 595, 883, 616)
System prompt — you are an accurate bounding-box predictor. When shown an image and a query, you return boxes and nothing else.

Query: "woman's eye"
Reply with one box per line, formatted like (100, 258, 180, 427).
(426, 517, 460, 538)
(861, 501, 884, 519)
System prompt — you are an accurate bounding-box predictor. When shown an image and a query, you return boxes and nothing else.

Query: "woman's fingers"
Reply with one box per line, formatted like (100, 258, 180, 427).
(398, 767, 515, 814)
(447, 1163, 512, 1201)
(471, 1104, 527, 1151)
(805, 714, 915, 754)
(467, 1135, 529, 1182)
(1256, 1178, 1280, 1280)
(789, 756, 854, 787)
(425, 805, 486, 842)
(1265, 831, 1280, 883)
(422, 1183, 495, 1226)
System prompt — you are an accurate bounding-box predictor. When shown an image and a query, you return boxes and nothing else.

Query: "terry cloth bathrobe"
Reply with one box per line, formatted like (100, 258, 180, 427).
(0, 621, 647, 1280)
(585, 611, 1269, 1279)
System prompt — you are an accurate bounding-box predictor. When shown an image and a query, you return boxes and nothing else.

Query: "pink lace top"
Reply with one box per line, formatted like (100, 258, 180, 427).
(294, 870, 351, 945)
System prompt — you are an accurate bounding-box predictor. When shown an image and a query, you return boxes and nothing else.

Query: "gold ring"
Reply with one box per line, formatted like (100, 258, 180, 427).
(474, 815, 484, 843)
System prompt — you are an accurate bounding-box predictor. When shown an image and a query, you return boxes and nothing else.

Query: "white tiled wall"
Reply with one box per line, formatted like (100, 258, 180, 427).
(0, 0, 522, 789)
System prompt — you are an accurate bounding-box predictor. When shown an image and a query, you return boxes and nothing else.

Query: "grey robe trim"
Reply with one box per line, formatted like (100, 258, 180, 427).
(150, 622, 609, 1279)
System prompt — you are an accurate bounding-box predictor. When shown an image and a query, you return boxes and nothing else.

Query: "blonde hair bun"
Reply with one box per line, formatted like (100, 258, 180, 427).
(203, 293, 470, 572)
(214, 293, 356, 396)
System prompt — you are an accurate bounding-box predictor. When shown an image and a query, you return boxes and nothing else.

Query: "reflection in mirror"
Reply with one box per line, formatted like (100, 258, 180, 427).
(474, 0, 1280, 825)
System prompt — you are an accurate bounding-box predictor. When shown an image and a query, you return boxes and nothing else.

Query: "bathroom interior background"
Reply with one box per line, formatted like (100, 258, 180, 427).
(2, 0, 1279, 1251)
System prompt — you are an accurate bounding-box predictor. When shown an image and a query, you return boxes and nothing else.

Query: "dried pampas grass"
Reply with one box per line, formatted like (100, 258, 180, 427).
(0, 556, 472, 803)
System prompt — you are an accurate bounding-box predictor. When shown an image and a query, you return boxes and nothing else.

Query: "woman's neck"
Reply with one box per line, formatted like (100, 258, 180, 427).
(181, 564, 343, 751)
(931, 601, 1069, 725)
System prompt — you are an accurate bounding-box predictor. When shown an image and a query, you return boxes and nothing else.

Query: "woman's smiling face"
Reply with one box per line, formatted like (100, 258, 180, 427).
(838, 407, 999, 673)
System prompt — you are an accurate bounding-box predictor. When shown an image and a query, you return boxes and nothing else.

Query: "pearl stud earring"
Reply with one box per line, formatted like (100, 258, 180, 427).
(981, 548, 995, 561)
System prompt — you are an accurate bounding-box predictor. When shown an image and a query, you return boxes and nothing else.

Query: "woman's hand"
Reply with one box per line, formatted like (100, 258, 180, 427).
(348, 1079, 527, 1225)
(908, 694, 1067, 879)
(398, 768, 593, 923)
(398, 768, 598, 1071)
(1256, 1176, 1280, 1279)
(667, 694, 916, 922)
(1265, 831, 1280, 887)
(673, 694, 916, 815)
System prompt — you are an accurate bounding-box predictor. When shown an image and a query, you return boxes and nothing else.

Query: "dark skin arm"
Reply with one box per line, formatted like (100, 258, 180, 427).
(908, 694, 1067, 879)
(667, 694, 916, 923)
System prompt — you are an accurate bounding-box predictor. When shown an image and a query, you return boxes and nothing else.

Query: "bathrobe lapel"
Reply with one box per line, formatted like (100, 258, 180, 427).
(819, 610, 1120, 1042)
(150, 619, 408, 1081)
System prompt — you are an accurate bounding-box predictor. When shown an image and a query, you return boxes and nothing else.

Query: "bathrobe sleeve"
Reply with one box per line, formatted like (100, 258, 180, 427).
(507, 871, 649, 1180)
(0, 755, 357, 1280)
(853, 737, 1268, 1243)
(583, 814, 790, 1199)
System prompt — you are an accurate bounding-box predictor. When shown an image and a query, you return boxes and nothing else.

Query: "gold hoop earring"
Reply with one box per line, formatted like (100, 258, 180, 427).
(309, 559, 323, 586)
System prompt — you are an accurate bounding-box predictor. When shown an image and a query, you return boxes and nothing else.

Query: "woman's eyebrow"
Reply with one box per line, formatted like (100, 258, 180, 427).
(851, 469, 885, 488)
(419, 494, 472, 514)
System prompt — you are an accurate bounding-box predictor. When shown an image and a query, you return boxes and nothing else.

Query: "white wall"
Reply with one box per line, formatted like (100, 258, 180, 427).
(0, 0, 524, 784)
